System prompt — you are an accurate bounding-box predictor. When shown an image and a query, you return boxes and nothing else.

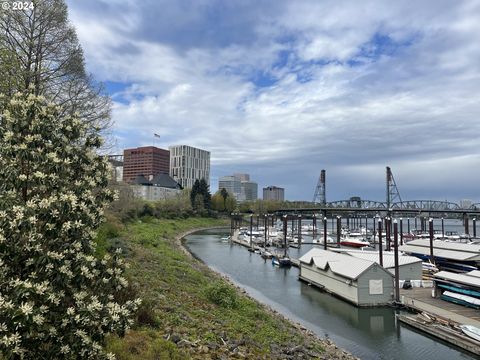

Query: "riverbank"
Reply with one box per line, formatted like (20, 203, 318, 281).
(103, 217, 356, 359)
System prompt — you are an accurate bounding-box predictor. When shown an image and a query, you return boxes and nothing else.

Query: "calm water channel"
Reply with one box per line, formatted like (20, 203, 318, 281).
(184, 227, 479, 360)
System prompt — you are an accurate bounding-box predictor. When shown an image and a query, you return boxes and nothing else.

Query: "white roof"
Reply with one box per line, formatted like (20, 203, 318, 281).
(299, 248, 392, 280)
(337, 251, 422, 269)
(406, 239, 480, 253)
(398, 244, 480, 261)
(434, 271, 480, 289)
(466, 270, 480, 278)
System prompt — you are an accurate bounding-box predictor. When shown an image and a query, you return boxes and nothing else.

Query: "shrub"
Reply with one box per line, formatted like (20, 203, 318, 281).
(204, 282, 239, 309)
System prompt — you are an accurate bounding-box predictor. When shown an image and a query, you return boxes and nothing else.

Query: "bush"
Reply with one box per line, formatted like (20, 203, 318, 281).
(204, 282, 239, 309)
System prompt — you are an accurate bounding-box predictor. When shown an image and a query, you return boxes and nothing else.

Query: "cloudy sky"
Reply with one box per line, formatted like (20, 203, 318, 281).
(66, 0, 480, 203)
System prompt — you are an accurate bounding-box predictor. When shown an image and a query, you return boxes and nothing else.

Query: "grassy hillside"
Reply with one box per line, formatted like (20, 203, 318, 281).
(100, 217, 353, 359)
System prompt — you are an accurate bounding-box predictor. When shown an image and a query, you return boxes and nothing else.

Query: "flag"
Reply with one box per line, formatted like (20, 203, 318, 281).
(154, 133, 160, 138)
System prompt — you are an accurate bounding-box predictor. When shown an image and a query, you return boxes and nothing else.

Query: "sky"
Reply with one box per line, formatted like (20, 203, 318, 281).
(66, 0, 480, 203)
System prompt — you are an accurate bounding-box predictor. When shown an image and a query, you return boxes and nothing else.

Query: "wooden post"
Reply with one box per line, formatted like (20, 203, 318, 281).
(312, 214, 317, 239)
(373, 215, 377, 243)
(298, 215, 302, 248)
(407, 218, 410, 234)
(264, 214, 268, 248)
(336, 216, 341, 247)
(429, 218, 434, 264)
(394, 220, 400, 303)
(400, 218, 403, 245)
(249, 214, 253, 249)
(474, 218, 477, 238)
(441, 217, 445, 239)
(464, 214, 469, 236)
(324, 216, 328, 250)
(378, 218, 383, 267)
(283, 215, 288, 257)
(386, 217, 391, 252)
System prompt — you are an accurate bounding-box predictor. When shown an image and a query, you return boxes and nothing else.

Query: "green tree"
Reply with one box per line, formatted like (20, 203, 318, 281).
(198, 178, 212, 210)
(190, 179, 200, 209)
(0, 92, 139, 359)
(220, 188, 228, 211)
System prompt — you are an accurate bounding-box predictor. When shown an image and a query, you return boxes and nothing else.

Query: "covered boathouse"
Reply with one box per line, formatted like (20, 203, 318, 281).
(299, 248, 394, 307)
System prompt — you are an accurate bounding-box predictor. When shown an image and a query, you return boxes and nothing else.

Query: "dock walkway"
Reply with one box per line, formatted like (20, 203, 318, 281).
(400, 288, 480, 327)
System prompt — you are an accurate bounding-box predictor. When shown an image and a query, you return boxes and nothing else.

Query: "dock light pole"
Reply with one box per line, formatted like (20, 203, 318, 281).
(324, 216, 328, 250)
(429, 218, 435, 264)
(249, 214, 253, 249)
(283, 215, 288, 257)
(336, 216, 341, 247)
(378, 218, 383, 267)
(400, 218, 403, 246)
(474, 218, 477, 238)
(393, 219, 400, 303)
(441, 217, 445, 239)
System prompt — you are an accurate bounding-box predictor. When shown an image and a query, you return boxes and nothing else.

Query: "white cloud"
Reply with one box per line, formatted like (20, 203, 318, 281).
(67, 0, 480, 200)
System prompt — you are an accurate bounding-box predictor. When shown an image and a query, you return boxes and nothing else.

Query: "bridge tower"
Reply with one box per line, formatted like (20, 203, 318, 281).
(386, 166, 402, 209)
(313, 170, 326, 204)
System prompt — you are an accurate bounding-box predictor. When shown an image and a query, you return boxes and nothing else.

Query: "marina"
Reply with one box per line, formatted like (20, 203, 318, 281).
(185, 228, 480, 360)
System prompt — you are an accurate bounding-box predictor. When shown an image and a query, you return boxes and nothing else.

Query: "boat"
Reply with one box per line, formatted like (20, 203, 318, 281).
(340, 236, 370, 248)
(441, 291, 480, 309)
(272, 255, 291, 267)
(260, 249, 273, 259)
(220, 236, 231, 242)
(459, 325, 480, 342)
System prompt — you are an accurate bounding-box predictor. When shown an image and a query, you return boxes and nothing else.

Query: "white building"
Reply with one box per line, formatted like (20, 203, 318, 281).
(169, 145, 210, 189)
(299, 248, 394, 307)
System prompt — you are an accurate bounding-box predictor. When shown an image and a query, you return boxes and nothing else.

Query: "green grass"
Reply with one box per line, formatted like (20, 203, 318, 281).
(103, 217, 325, 359)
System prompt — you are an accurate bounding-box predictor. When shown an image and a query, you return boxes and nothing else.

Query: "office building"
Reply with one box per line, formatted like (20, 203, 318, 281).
(169, 145, 210, 188)
(240, 181, 258, 201)
(218, 175, 241, 196)
(218, 173, 257, 201)
(263, 186, 285, 201)
(123, 146, 170, 183)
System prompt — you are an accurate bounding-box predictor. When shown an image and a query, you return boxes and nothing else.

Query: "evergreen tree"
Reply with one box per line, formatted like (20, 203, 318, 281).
(220, 188, 228, 211)
(198, 178, 212, 210)
(190, 179, 200, 209)
(0, 91, 139, 359)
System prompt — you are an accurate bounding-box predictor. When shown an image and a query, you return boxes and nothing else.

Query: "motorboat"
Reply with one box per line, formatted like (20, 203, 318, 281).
(340, 236, 370, 248)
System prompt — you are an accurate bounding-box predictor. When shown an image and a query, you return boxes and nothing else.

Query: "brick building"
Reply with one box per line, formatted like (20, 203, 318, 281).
(122, 146, 170, 183)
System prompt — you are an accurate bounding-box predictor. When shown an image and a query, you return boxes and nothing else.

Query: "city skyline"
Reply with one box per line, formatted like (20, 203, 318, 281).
(67, 0, 480, 202)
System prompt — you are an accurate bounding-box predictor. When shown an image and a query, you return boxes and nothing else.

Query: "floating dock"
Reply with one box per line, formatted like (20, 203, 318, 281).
(399, 287, 480, 355)
(397, 314, 480, 355)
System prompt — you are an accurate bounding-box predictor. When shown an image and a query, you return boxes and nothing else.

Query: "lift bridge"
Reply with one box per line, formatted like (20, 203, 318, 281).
(306, 167, 480, 214)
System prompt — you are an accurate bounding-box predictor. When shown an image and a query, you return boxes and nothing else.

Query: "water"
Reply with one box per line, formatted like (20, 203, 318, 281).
(185, 227, 479, 360)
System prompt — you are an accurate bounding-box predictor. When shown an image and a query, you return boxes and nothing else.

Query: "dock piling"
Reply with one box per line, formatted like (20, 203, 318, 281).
(378, 218, 383, 267)
(394, 219, 400, 303)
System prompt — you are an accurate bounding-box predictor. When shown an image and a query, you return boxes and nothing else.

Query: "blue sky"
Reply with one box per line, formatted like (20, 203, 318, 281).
(66, 0, 480, 203)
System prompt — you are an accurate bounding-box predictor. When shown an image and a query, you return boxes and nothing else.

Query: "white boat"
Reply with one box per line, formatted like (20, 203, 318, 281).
(340, 236, 370, 248)
(459, 324, 480, 342)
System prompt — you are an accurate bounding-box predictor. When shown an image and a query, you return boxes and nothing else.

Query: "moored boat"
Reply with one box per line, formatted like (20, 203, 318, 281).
(459, 325, 480, 342)
(340, 237, 370, 248)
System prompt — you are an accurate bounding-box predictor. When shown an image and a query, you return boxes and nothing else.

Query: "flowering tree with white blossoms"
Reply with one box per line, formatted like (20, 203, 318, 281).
(0, 91, 140, 359)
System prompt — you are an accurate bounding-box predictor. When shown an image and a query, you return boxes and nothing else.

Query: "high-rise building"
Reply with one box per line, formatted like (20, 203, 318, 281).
(169, 145, 210, 188)
(122, 146, 170, 183)
(219, 173, 257, 201)
(240, 181, 258, 201)
(263, 186, 285, 201)
(218, 175, 241, 196)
